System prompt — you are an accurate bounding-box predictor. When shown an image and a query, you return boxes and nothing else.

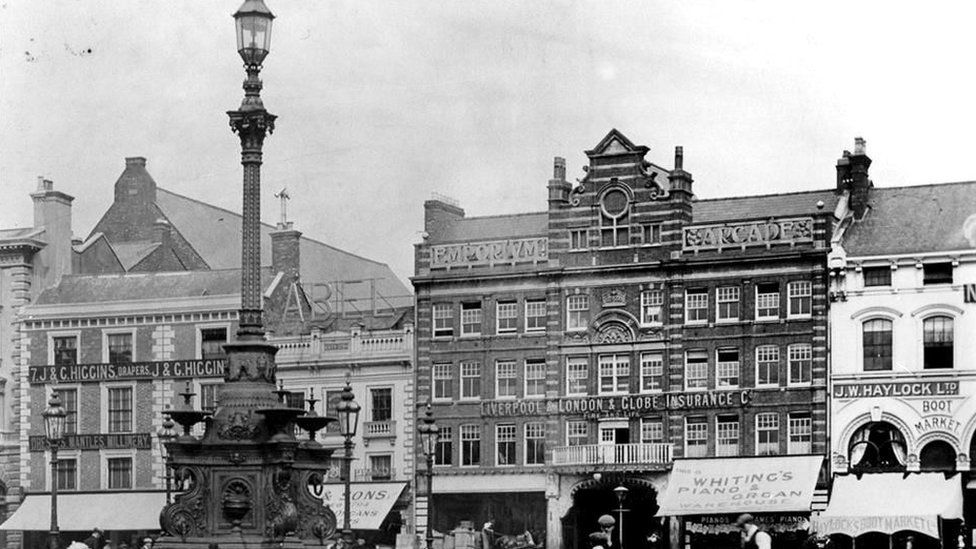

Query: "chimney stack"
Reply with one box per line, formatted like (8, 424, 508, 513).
(668, 146, 693, 196)
(547, 156, 572, 207)
(270, 221, 302, 281)
(423, 196, 465, 241)
(31, 177, 75, 290)
(836, 138, 872, 219)
(153, 218, 172, 247)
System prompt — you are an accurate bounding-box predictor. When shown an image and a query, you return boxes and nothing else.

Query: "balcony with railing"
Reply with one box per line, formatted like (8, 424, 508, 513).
(353, 467, 397, 482)
(363, 420, 396, 440)
(273, 326, 413, 363)
(551, 443, 672, 470)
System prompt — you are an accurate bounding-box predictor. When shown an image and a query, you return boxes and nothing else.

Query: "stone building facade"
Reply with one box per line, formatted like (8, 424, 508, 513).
(818, 144, 976, 549)
(412, 130, 836, 549)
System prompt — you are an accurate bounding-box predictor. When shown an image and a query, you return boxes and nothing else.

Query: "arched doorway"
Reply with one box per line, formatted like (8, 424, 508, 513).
(562, 477, 660, 549)
(919, 440, 957, 472)
(848, 421, 907, 472)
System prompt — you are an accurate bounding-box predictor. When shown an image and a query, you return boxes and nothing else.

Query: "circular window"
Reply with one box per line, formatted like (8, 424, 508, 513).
(601, 188, 630, 218)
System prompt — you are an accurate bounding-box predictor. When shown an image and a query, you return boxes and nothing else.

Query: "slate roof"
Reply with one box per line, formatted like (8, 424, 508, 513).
(842, 181, 976, 256)
(33, 268, 262, 305)
(112, 241, 161, 270)
(436, 212, 548, 242)
(692, 189, 840, 224)
(154, 188, 410, 303)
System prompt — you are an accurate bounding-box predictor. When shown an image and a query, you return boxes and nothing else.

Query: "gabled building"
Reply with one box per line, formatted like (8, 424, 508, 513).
(413, 130, 834, 549)
(816, 142, 976, 549)
(0, 158, 411, 549)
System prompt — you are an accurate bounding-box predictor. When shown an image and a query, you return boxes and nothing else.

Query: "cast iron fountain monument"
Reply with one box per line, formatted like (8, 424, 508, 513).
(155, 2, 339, 547)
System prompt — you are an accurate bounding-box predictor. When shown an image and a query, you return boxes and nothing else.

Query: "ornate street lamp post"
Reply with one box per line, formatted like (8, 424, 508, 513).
(157, 414, 177, 504)
(229, 0, 276, 339)
(42, 392, 66, 549)
(614, 486, 629, 549)
(417, 403, 440, 549)
(335, 381, 361, 546)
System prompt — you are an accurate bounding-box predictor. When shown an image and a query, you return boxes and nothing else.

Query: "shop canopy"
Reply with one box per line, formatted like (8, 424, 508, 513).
(810, 473, 962, 540)
(309, 482, 407, 530)
(656, 455, 823, 516)
(0, 492, 166, 531)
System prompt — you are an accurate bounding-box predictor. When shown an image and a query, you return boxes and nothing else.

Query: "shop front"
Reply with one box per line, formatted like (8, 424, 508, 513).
(0, 491, 166, 548)
(656, 455, 824, 549)
(309, 481, 408, 546)
(810, 473, 963, 549)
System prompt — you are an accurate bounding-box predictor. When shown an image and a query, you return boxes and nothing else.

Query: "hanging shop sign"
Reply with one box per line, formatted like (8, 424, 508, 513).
(29, 432, 153, 452)
(682, 217, 814, 252)
(481, 390, 751, 418)
(832, 381, 959, 399)
(28, 359, 226, 384)
(656, 455, 823, 516)
(430, 237, 548, 268)
(307, 482, 407, 530)
(685, 513, 810, 534)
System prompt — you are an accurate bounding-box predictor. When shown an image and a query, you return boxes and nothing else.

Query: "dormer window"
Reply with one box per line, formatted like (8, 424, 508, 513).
(923, 263, 953, 285)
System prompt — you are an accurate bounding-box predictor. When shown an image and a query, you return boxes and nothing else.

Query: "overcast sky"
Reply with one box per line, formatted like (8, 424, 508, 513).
(3, 2, 976, 283)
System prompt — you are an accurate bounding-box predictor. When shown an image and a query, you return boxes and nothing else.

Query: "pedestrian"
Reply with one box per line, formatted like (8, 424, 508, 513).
(588, 532, 610, 549)
(736, 514, 771, 549)
(83, 528, 105, 549)
(141, 537, 154, 549)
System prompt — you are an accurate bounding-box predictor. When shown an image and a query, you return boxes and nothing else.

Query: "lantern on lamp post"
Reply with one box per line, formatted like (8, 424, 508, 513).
(614, 486, 629, 549)
(417, 403, 440, 549)
(157, 414, 177, 504)
(335, 381, 360, 545)
(228, 0, 277, 338)
(42, 392, 66, 549)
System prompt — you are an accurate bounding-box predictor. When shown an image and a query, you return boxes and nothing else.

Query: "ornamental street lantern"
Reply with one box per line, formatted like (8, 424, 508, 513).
(336, 382, 360, 543)
(43, 392, 66, 549)
(336, 382, 361, 438)
(42, 391, 66, 443)
(417, 403, 440, 549)
(234, 0, 274, 66)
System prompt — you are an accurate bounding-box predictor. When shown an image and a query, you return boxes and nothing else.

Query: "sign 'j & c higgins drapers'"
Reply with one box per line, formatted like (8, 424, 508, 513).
(28, 359, 225, 384)
(683, 217, 814, 252)
(430, 237, 548, 268)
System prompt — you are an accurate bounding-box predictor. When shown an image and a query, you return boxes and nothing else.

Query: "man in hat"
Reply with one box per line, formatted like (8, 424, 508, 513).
(597, 515, 616, 548)
(83, 528, 104, 549)
(736, 514, 771, 549)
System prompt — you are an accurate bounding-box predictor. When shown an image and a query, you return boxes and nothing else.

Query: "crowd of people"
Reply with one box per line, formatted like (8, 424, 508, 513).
(65, 528, 155, 549)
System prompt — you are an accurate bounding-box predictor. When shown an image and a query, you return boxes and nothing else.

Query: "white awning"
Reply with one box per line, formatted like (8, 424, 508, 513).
(656, 455, 823, 516)
(308, 482, 407, 530)
(810, 473, 962, 539)
(0, 492, 166, 531)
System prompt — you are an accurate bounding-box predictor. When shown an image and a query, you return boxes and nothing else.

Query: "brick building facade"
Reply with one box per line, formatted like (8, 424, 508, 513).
(412, 130, 834, 549)
(0, 157, 411, 548)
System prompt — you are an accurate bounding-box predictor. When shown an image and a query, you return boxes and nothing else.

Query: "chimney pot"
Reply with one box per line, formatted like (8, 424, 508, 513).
(854, 137, 866, 155)
(674, 146, 684, 170)
(125, 157, 147, 168)
(553, 157, 566, 181)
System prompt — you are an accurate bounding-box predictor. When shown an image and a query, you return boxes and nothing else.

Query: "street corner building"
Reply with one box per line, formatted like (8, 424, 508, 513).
(412, 130, 835, 549)
(815, 143, 976, 549)
(0, 157, 412, 549)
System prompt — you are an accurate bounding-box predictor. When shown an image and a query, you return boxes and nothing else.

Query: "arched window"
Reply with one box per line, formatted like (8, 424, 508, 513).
(923, 316, 954, 369)
(862, 319, 892, 371)
(848, 422, 907, 472)
(919, 440, 957, 472)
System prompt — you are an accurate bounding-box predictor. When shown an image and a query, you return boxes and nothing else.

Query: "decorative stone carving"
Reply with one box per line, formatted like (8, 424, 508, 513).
(266, 470, 299, 539)
(595, 324, 631, 344)
(601, 288, 626, 308)
(906, 453, 920, 472)
(218, 412, 257, 441)
(956, 452, 970, 472)
(221, 479, 253, 531)
(160, 466, 208, 540)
